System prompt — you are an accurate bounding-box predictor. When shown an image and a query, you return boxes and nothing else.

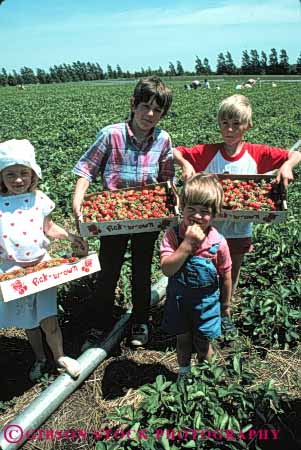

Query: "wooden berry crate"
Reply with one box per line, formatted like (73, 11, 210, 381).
(79, 181, 180, 237)
(213, 174, 287, 224)
(0, 253, 100, 302)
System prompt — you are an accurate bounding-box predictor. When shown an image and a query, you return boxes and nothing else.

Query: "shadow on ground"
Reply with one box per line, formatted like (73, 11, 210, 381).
(0, 335, 34, 400)
(101, 359, 176, 400)
(258, 398, 301, 449)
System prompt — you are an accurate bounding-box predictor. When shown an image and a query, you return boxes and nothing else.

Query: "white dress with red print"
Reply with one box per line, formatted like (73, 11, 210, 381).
(0, 191, 57, 329)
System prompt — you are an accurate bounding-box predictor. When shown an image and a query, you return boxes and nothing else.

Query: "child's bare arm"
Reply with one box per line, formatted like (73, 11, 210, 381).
(220, 270, 232, 317)
(43, 216, 88, 256)
(161, 241, 192, 277)
(173, 148, 196, 181)
(161, 224, 205, 277)
(276, 151, 301, 188)
(72, 177, 90, 219)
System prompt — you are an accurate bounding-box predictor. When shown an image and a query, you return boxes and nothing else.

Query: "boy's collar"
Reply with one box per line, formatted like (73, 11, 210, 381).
(126, 121, 155, 144)
(221, 142, 246, 159)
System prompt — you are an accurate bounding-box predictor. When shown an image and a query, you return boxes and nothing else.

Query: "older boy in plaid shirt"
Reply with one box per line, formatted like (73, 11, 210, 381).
(73, 77, 174, 347)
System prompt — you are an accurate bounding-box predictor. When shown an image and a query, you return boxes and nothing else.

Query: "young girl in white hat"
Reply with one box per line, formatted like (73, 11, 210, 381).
(0, 139, 88, 381)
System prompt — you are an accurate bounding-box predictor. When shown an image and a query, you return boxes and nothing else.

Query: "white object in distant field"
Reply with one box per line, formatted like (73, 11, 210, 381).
(247, 78, 257, 86)
(191, 80, 200, 89)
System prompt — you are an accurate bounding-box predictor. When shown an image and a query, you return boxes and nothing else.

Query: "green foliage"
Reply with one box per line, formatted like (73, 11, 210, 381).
(239, 178, 301, 348)
(96, 356, 285, 449)
(238, 283, 300, 347)
(0, 397, 17, 413)
(38, 373, 56, 389)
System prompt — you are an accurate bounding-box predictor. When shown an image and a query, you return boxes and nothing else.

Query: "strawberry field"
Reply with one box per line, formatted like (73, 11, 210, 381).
(0, 80, 300, 449)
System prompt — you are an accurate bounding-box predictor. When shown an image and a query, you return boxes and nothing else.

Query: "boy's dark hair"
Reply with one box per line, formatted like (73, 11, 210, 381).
(132, 76, 172, 117)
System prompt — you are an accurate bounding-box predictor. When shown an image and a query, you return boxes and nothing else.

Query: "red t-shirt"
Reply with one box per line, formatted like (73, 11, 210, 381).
(176, 142, 289, 175)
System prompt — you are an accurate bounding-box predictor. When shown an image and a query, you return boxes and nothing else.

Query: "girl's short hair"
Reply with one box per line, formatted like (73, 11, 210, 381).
(181, 173, 224, 217)
(132, 76, 172, 117)
(0, 169, 39, 194)
(217, 94, 253, 128)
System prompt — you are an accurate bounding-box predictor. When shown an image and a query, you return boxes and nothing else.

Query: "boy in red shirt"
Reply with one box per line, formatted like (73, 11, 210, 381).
(174, 94, 300, 305)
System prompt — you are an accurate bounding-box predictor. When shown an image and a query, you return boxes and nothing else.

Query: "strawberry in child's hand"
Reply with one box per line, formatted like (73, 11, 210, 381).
(185, 222, 206, 246)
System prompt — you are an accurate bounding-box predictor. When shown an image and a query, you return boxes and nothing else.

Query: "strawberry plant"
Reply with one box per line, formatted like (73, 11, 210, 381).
(238, 216, 300, 347)
(96, 355, 286, 450)
(237, 283, 300, 347)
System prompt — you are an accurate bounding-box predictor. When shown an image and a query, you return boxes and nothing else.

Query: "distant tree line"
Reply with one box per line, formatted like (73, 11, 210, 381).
(1, 48, 301, 87)
(215, 49, 298, 75)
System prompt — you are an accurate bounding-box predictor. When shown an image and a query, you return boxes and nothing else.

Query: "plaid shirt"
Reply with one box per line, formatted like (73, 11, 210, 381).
(73, 122, 174, 190)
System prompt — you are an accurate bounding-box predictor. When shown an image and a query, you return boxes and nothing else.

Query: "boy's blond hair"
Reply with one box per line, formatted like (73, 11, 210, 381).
(181, 173, 224, 217)
(217, 94, 253, 128)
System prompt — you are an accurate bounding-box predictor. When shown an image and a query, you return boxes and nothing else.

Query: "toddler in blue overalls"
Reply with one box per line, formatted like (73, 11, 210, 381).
(161, 173, 232, 376)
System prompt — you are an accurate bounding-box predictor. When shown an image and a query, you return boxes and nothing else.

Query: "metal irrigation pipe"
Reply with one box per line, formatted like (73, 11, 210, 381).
(0, 276, 168, 450)
(289, 139, 301, 152)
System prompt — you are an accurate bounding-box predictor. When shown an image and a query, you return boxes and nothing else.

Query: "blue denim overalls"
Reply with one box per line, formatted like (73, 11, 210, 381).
(162, 226, 222, 339)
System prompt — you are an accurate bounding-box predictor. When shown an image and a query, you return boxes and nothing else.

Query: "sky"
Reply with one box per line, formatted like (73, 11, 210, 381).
(1, 0, 300, 73)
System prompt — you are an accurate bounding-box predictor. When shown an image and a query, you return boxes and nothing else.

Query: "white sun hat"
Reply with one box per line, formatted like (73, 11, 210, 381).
(0, 139, 42, 178)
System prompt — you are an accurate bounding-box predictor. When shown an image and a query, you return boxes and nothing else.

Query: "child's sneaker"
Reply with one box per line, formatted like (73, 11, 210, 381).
(29, 358, 48, 382)
(221, 316, 237, 336)
(130, 324, 149, 346)
(81, 328, 107, 352)
(57, 356, 81, 378)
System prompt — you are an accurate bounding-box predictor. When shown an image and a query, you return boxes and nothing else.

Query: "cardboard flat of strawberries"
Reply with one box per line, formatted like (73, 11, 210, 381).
(79, 182, 180, 237)
(0, 253, 100, 302)
(214, 174, 287, 224)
